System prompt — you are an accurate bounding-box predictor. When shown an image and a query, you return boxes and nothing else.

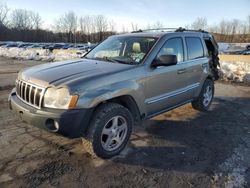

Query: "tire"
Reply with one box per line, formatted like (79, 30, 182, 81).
(192, 79, 214, 112)
(82, 103, 133, 159)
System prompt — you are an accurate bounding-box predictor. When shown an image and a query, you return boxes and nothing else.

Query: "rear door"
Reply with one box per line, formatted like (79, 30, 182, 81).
(184, 37, 210, 96)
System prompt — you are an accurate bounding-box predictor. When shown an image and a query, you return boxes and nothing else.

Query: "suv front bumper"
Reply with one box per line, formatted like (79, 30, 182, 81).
(8, 90, 94, 138)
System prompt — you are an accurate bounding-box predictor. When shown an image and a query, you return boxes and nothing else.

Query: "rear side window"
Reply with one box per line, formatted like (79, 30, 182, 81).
(185, 37, 204, 60)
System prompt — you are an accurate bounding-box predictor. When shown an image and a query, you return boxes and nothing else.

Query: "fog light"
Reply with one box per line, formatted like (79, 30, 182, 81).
(45, 119, 59, 132)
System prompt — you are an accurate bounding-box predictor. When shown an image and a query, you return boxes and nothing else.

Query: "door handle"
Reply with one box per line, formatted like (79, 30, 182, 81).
(177, 69, 186, 74)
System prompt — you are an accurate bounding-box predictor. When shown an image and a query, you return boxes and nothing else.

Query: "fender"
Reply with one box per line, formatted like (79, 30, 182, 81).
(76, 79, 147, 116)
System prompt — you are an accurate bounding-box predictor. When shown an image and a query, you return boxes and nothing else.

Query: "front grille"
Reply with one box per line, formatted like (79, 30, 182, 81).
(16, 80, 45, 109)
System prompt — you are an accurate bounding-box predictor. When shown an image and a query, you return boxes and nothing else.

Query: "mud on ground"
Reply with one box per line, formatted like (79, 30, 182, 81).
(0, 57, 250, 188)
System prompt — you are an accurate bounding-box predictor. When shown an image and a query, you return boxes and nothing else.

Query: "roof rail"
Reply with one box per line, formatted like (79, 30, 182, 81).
(131, 27, 209, 33)
(175, 27, 208, 33)
(131, 29, 143, 33)
(131, 28, 178, 33)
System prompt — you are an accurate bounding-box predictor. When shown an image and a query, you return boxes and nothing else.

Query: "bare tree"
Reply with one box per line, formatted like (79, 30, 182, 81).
(121, 25, 128, 33)
(145, 21, 163, 29)
(230, 19, 240, 42)
(79, 15, 95, 34)
(32, 13, 42, 30)
(0, 3, 9, 27)
(239, 22, 247, 42)
(94, 15, 108, 41)
(80, 15, 96, 34)
(108, 19, 116, 32)
(79, 16, 88, 34)
(219, 20, 226, 34)
(208, 25, 219, 33)
(131, 22, 138, 31)
(79, 15, 94, 42)
(247, 14, 250, 34)
(191, 17, 208, 30)
(153, 21, 163, 28)
(55, 11, 78, 42)
(11, 9, 34, 30)
(95, 15, 108, 32)
(217, 20, 227, 41)
(79, 15, 115, 42)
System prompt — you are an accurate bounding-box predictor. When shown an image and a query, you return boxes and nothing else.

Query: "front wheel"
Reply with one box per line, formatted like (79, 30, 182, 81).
(192, 79, 214, 112)
(82, 103, 133, 159)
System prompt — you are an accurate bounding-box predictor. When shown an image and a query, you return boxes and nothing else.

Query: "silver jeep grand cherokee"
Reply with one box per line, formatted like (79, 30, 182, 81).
(9, 28, 220, 158)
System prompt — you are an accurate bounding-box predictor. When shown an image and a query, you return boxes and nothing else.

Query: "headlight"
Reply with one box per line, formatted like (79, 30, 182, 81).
(43, 87, 78, 109)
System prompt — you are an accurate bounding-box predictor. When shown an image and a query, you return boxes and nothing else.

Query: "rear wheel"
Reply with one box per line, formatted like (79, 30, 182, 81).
(192, 79, 214, 112)
(82, 103, 133, 159)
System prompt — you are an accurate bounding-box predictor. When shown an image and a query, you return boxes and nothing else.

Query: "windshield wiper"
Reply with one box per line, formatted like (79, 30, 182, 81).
(85, 56, 133, 65)
(103, 56, 119, 63)
(102, 56, 130, 64)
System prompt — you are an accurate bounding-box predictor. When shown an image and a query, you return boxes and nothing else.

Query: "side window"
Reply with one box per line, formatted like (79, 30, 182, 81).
(185, 37, 204, 60)
(157, 38, 184, 63)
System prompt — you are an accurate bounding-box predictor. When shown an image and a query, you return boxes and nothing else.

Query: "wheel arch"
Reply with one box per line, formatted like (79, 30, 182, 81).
(95, 95, 143, 125)
(194, 76, 214, 98)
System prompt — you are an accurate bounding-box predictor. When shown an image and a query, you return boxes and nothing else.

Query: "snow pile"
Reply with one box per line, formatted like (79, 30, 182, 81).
(0, 47, 50, 61)
(220, 61, 250, 83)
(53, 50, 80, 61)
(212, 138, 250, 188)
(0, 47, 81, 62)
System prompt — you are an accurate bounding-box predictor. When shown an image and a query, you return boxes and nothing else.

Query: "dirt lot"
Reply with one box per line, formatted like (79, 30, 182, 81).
(0, 57, 43, 90)
(0, 57, 250, 188)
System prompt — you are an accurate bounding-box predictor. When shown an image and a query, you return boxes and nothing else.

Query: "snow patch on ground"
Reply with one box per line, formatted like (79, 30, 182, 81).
(212, 138, 250, 188)
(220, 61, 250, 83)
(0, 47, 81, 62)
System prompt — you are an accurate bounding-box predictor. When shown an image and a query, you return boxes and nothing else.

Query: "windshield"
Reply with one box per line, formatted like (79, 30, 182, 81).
(85, 36, 158, 64)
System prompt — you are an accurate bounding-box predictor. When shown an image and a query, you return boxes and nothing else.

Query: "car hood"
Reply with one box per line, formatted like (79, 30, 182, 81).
(19, 59, 136, 87)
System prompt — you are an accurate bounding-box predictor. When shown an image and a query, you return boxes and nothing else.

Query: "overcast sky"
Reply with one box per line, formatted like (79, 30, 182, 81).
(2, 0, 250, 31)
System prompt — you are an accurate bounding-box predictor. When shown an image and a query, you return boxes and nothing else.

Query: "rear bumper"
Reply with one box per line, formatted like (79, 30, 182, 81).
(8, 90, 94, 138)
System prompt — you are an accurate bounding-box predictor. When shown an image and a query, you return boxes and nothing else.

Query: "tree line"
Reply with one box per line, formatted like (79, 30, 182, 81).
(0, 4, 116, 43)
(186, 17, 250, 43)
(0, 3, 250, 43)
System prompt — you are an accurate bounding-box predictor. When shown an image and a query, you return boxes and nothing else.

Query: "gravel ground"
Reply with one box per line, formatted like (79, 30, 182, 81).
(0, 57, 250, 188)
(0, 57, 44, 90)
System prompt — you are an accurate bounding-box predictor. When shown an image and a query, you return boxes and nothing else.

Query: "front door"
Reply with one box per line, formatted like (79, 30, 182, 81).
(145, 37, 194, 116)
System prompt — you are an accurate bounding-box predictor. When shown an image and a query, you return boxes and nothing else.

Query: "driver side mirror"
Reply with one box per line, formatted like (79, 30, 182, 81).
(152, 55, 177, 67)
